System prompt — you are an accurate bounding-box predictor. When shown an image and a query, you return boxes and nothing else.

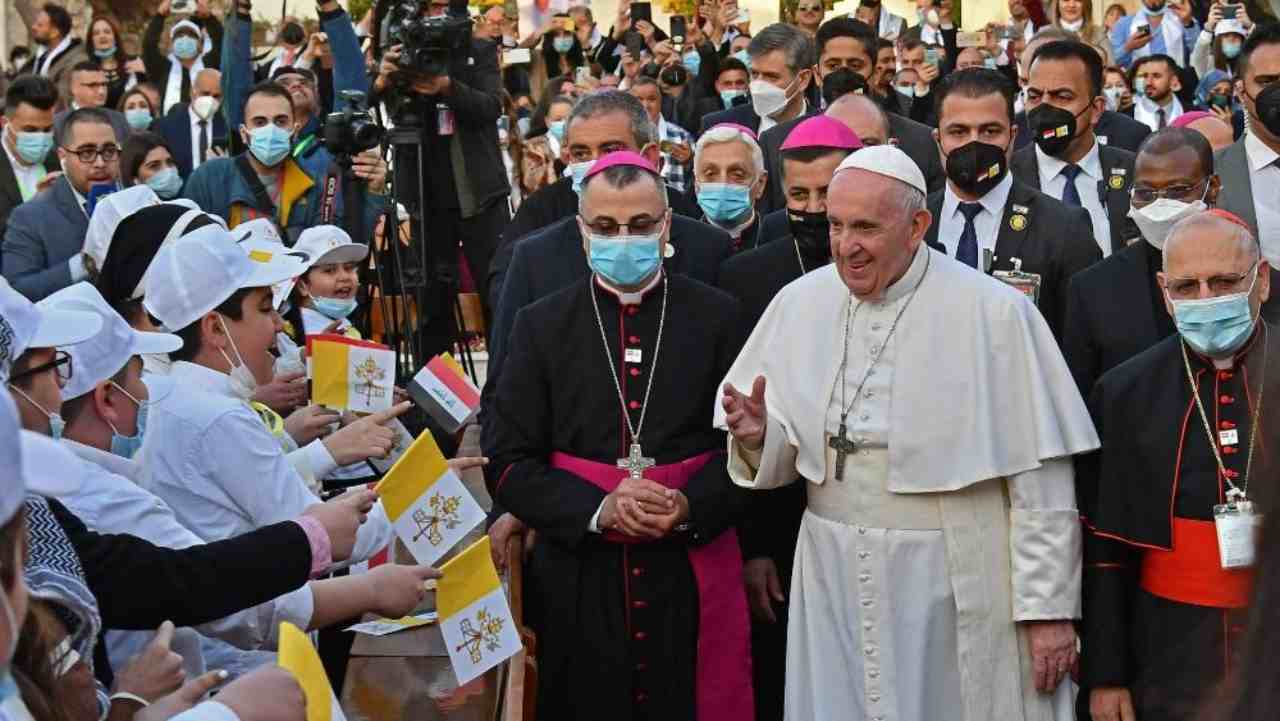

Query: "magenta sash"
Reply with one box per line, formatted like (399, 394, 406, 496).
(550, 451, 755, 721)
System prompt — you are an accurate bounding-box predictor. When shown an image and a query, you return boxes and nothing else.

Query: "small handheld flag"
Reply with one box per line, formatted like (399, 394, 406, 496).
(278, 622, 347, 721)
(437, 536, 523, 684)
(374, 430, 486, 566)
(407, 353, 480, 434)
(307, 334, 396, 413)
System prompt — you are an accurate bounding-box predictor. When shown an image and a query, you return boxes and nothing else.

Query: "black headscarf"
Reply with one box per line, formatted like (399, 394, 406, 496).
(94, 204, 219, 310)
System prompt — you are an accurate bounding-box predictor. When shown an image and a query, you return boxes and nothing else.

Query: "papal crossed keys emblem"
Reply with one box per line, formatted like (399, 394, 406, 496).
(455, 608, 506, 663)
(353, 356, 387, 405)
(410, 492, 463, 546)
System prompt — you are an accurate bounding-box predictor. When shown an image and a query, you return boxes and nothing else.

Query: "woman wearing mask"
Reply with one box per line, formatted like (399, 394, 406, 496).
(117, 87, 157, 133)
(1103, 65, 1135, 113)
(535, 16, 586, 99)
(1192, 6, 1251, 78)
(120, 132, 183, 200)
(87, 15, 145, 110)
(1051, 0, 1112, 63)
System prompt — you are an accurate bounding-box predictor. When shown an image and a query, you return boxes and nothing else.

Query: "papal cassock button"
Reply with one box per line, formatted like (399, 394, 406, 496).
(858, 573, 871, 582)
(863, 621, 873, 630)
(864, 646, 876, 656)
(857, 526, 867, 535)
(868, 670, 879, 679)
(629, 401, 641, 410)
(869, 694, 880, 703)
(858, 551, 870, 559)
(861, 599, 873, 607)
(632, 566, 645, 576)
(632, 600, 647, 609)
(634, 631, 647, 641)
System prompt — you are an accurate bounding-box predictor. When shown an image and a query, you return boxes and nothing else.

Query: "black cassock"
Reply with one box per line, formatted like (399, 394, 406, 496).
(1079, 327, 1279, 721)
(487, 272, 747, 721)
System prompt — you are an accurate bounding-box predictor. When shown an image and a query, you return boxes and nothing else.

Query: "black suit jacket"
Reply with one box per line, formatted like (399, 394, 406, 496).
(1014, 109, 1152, 154)
(698, 102, 762, 136)
(923, 179, 1102, 339)
(154, 104, 229, 179)
(0, 150, 59, 251)
(1010, 142, 1140, 255)
(757, 110, 945, 216)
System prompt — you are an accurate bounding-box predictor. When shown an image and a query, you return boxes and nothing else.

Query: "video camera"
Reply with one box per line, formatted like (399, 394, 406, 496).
(386, 0, 473, 78)
(322, 90, 385, 156)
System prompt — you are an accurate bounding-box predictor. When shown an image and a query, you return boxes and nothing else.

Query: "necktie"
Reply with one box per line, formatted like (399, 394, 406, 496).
(1157, 108, 1167, 130)
(180, 69, 192, 105)
(957, 202, 982, 269)
(197, 120, 208, 165)
(1060, 164, 1083, 207)
(35, 53, 47, 76)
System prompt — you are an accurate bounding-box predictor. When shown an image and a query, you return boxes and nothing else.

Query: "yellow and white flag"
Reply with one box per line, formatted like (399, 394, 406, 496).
(308, 334, 396, 413)
(374, 430, 485, 566)
(437, 536, 523, 684)
(278, 622, 346, 721)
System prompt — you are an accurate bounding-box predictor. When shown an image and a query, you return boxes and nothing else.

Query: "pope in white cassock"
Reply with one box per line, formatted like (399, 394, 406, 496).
(716, 145, 1102, 721)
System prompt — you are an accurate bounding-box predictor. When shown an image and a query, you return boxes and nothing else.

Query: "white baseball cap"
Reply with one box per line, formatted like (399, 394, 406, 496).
(143, 223, 309, 331)
(84, 186, 162, 275)
(0, 278, 102, 381)
(235, 219, 310, 310)
(834, 145, 928, 195)
(294, 226, 370, 267)
(39, 283, 182, 400)
(1216, 19, 1246, 37)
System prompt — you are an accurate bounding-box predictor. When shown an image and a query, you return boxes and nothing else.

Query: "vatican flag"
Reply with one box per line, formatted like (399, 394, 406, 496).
(307, 334, 396, 413)
(438, 536, 523, 684)
(374, 430, 485, 566)
(278, 622, 346, 721)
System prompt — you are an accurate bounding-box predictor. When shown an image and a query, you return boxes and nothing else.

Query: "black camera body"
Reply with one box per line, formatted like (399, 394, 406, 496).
(322, 90, 385, 156)
(388, 0, 473, 78)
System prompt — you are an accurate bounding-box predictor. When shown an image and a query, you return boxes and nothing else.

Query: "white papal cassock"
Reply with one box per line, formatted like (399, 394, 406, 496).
(715, 245, 1101, 721)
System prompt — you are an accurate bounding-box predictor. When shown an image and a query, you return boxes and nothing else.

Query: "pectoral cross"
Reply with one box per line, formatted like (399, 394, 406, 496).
(828, 424, 857, 482)
(617, 442, 656, 480)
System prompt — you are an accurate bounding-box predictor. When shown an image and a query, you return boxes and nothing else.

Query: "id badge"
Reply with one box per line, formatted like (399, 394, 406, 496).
(1213, 501, 1261, 569)
(992, 269, 1043, 303)
(437, 103, 455, 136)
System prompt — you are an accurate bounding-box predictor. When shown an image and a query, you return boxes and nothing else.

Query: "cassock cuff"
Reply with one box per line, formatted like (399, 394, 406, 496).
(1010, 508, 1083, 621)
(727, 416, 797, 490)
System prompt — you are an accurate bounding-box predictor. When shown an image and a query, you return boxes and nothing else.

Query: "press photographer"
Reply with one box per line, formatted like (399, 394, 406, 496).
(371, 0, 510, 359)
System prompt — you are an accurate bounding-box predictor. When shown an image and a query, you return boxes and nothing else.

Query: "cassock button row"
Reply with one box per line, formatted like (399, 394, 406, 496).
(858, 551, 870, 559)
(861, 599, 874, 607)
(868, 670, 880, 679)
(863, 621, 873, 630)
(627, 306, 640, 316)
(629, 335, 641, 344)
(629, 401, 641, 410)
(634, 631, 647, 641)
(864, 646, 877, 657)
(869, 694, 881, 704)
(857, 526, 868, 535)
(1224, 445, 1239, 455)
(859, 573, 871, 583)
(1220, 370, 1235, 381)
(632, 566, 645, 576)
(871, 323, 882, 331)
(1225, 469, 1241, 479)
(630, 368, 641, 377)
(1220, 395, 1235, 405)
(1221, 420, 1237, 430)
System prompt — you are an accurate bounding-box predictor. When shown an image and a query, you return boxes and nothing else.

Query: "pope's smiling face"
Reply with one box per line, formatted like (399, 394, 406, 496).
(826, 169, 930, 300)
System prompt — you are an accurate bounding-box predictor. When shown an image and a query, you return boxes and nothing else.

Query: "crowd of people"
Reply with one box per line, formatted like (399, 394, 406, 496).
(1, 0, 1280, 720)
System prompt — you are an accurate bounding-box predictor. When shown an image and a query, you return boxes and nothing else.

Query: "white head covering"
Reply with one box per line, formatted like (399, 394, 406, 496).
(38, 283, 182, 400)
(0, 278, 102, 381)
(170, 19, 203, 39)
(833, 145, 927, 195)
(1215, 19, 1247, 37)
(143, 224, 307, 331)
(235, 219, 309, 310)
(84, 186, 162, 275)
(294, 226, 370, 267)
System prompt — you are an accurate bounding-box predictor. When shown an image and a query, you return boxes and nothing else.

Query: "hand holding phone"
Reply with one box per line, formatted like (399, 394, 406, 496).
(1222, 4, 1240, 19)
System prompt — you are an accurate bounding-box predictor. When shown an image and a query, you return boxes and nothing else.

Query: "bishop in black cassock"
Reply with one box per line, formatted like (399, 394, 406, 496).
(486, 152, 752, 721)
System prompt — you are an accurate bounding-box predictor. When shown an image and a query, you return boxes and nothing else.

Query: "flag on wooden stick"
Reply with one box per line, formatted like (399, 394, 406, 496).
(437, 536, 523, 684)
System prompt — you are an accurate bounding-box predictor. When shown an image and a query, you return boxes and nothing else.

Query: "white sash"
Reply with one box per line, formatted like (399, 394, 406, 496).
(877, 9, 905, 39)
(164, 53, 205, 115)
(1127, 11, 1187, 66)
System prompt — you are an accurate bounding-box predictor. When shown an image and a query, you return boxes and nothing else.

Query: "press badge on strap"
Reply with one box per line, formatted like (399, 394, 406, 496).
(991, 257, 1043, 304)
(1214, 501, 1261, 569)
(437, 102, 455, 136)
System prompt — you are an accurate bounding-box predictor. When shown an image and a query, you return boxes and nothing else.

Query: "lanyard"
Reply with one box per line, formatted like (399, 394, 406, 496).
(1179, 322, 1269, 503)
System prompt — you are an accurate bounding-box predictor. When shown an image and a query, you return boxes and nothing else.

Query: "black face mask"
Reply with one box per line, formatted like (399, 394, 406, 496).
(788, 210, 831, 258)
(516, 106, 532, 120)
(1027, 102, 1089, 157)
(942, 139, 1009, 196)
(281, 22, 306, 46)
(1250, 83, 1280, 138)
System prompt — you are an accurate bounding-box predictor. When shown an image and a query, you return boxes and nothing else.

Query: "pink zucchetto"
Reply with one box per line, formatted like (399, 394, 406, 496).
(583, 150, 659, 181)
(779, 115, 863, 152)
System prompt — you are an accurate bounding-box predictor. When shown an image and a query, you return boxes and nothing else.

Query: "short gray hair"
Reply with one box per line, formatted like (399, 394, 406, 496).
(566, 91, 656, 149)
(1164, 212, 1259, 269)
(694, 125, 765, 179)
(748, 23, 816, 75)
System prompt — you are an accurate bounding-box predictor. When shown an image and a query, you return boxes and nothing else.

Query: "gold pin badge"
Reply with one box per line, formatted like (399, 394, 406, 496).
(1009, 214, 1028, 232)
(1109, 174, 1125, 190)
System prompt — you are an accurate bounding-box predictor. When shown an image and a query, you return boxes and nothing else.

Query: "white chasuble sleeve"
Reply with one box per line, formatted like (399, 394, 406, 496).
(1007, 457, 1082, 621)
(726, 415, 800, 490)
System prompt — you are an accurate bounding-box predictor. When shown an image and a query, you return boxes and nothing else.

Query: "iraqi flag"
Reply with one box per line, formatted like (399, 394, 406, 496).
(437, 536, 523, 684)
(307, 334, 396, 413)
(407, 353, 480, 433)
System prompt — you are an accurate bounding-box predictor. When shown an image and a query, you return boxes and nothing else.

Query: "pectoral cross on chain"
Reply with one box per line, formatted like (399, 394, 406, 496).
(828, 423, 857, 482)
(617, 442, 656, 480)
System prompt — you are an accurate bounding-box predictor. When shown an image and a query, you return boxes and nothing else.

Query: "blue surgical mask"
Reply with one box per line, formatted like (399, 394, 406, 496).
(585, 223, 665, 287)
(125, 107, 153, 130)
(683, 51, 701, 77)
(697, 182, 753, 226)
(94, 45, 116, 59)
(983, 57, 997, 70)
(173, 35, 200, 59)
(1140, 2, 1165, 16)
(1168, 269, 1259, 357)
(569, 160, 594, 193)
(720, 89, 746, 108)
(12, 129, 54, 165)
(734, 49, 751, 67)
(107, 382, 147, 459)
(145, 167, 183, 199)
(549, 119, 567, 144)
(1222, 41, 1242, 59)
(313, 295, 359, 320)
(552, 36, 574, 54)
(247, 124, 293, 167)
(1134, 76, 1147, 95)
(895, 84, 915, 98)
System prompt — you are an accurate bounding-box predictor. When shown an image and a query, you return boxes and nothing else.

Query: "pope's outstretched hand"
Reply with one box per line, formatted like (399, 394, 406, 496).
(722, 376, 767, 451)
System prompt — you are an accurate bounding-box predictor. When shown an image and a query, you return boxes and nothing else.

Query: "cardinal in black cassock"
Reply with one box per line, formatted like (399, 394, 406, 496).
(1079, 211, 1280, 721)
(486, 152, 753, 721)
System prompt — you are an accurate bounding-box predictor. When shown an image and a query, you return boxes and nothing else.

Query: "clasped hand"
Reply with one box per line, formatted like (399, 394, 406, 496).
(599, 476, 688, 538)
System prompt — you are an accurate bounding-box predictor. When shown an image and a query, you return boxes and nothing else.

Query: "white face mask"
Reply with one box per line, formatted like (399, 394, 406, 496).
(1103, 86, 1125, 111)
(750, 76, 801, 119)
(1129, 194, 1208, 250)
(216, 314, 259, 400)
(191, 95, 220, 120)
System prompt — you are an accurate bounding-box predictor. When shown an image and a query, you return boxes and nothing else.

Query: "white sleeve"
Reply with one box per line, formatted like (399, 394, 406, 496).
(1007, 457, 1082, 622)
(193, 585, 316, 650)
(726, 415, 799, 490)
(342, 500, 395, 567)
(200, 409, 324, 527)
(1190, 30, 1214, 77)
(169, 702, 240, 721)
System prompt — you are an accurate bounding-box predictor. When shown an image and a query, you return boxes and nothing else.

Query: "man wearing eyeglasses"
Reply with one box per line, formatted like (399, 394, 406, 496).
(52, 62, 131, 143)
(1078, 209, 1278, 721)
(793, 0, 825, 37)
(2, 107, 120, 301)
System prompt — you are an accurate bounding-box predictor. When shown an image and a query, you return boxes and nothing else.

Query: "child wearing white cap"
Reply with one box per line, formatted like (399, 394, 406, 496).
(281, 225, 371, 343)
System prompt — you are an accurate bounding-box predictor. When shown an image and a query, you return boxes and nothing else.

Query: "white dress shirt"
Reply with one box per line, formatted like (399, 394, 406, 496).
(137, 364, 393, 564)
(35, 36, 71, 76)
(1246, 131, 1280, 265)
(1035, 140, 1113, 256)
(1133, 94, 1184, 132)
(1, 140, 47, 202)
(937, 172, 1013, 267)
(759, 99, 808, 135)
